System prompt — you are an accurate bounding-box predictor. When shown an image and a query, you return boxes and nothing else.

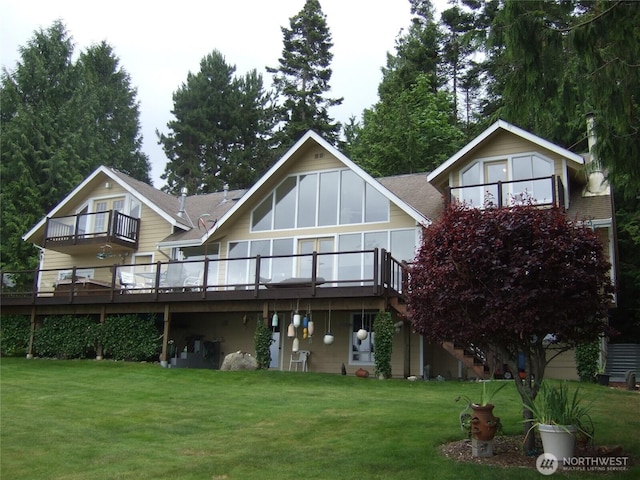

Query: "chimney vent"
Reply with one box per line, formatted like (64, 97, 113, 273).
(177, 187, 188, 218)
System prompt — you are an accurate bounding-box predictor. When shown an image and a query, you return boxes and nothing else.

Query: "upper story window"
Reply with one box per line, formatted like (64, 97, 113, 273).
(458, 153, 554, 207)
(251, 170, 389, 232)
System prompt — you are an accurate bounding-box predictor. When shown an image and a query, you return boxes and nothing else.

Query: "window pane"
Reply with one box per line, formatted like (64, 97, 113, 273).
(272, 238, 293, 282)
(460, 162, 481, 206)
(365, 183, 388, 222)
(364, 232, 387, 285)
(250, 240, 270, 283)
(390, 229, 416, 262)
(318, 171, 339, 226)
(227, 241, 248, 288)
(252, 195, 273, 231)
(351, 312, 376, 364)
(340, 170, 363, 224)
(274, 177, 297, 229)
(297, 174, 317, 228)
(338, 234, 361, 284)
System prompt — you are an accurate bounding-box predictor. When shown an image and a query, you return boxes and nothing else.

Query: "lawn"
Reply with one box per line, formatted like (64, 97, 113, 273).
(1, 358, 638, 479)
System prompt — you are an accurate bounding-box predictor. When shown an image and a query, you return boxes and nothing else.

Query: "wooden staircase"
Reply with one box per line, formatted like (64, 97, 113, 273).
(441, 341, 488, 379)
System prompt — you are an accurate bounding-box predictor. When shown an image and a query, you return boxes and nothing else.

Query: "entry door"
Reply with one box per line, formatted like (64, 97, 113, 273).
(269, 331, 281, 369)
(93, 197, 125, 234)
(298, 237, 334, 280)
(484, 161, 508, 206)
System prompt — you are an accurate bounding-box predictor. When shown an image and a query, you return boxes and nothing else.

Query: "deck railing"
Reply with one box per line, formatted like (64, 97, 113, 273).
(44, 210, 140, 248)
(446, 175, 565, 209)
(0, 248, 409, 305)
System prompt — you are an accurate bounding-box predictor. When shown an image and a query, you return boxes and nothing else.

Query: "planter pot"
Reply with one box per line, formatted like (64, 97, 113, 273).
(538, 424, 576, 461)
(596, 374, 610, 386)
(470, 404, 500, 441)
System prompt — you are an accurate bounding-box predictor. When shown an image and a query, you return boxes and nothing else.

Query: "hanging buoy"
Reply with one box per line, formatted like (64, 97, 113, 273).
(303, 327, 308, 339)
(293, 313, 301, 328)
(357, 328, 368, 341)
(287, 322, 295, 338)
(323, 333, 334, 345)
(292, 337, 300, 352)
(308, 320, 314, 337)
(303, 316, 309, 328)
(271, 312, 279, 327)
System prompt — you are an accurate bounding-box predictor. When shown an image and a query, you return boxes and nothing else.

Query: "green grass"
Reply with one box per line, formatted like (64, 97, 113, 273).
(1, 359, 638, 479)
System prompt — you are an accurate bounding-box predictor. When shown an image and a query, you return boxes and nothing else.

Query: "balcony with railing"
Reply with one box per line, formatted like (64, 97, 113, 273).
(0, 249, 409, 312)
(446, 175, 565, 209)
(44, 210, 140, 254)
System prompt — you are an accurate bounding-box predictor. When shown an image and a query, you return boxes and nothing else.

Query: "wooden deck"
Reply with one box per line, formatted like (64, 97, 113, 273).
(0, 249, 409, 316)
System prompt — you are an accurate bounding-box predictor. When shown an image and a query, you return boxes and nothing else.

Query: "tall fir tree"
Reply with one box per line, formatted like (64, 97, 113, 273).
(158, 50, 276, 195)
(267, 0, 342, 147)
(0, 21, 150, 271)
(77, 42, 151, 183)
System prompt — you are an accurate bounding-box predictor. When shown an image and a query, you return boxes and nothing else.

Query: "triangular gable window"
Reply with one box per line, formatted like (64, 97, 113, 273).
(251, 169, 389, 232)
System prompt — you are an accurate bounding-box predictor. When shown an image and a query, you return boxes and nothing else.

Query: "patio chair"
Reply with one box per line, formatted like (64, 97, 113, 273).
(289, 350, 309, 372)
(119, 271, 140, 294)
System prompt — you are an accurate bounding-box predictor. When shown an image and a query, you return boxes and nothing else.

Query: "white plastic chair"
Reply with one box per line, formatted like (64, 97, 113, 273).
(289, 350, 309, 372)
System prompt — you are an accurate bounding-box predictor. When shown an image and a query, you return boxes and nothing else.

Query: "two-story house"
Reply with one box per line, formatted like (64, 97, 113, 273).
(2, 120, 616, 379)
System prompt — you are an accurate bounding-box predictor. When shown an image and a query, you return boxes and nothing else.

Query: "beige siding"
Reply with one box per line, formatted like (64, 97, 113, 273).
(546, 348, 579, 380)
(450, 131, 570, 189)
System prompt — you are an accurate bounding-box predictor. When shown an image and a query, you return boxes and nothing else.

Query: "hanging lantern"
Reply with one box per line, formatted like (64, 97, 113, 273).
(308, 320, 314, 337)
(323, 333, 334, 345)
(287, 322, 295, 338)
(357, 328, 368, 341)
(292, 337, 300, 352)
(271, 312, 279, 327)
(293, 313, 301, 328)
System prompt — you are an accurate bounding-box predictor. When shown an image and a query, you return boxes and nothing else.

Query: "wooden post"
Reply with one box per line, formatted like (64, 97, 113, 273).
(160, 304, 171, 367)
(96, 307, 106, 360)
(26, 307, 36, 359)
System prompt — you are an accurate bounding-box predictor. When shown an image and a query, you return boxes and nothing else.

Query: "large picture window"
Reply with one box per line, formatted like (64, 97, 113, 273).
(251, 169, 389, 231)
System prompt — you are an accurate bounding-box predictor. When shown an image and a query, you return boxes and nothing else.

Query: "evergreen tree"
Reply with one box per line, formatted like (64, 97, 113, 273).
(347, 75, 464, 176)
(483, 1, 639, 196)
(77, 42, 151, 183)
(378, 0, 444, 100)
(158, 50, 276, 195)
(0, 21, 151, 271)
(267, 0, 342, 146)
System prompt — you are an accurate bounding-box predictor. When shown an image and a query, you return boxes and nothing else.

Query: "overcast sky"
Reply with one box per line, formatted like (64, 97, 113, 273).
(1, 0, 447, 188)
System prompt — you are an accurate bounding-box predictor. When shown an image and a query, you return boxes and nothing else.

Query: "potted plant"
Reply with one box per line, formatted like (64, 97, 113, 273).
(595, 362, 610, 386)
(456, 381, 508, 441)
(525, 381, 595, 462)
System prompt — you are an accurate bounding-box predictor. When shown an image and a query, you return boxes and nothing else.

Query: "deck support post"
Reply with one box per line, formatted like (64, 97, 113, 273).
(160, 304, 171, 367)
(96, 306, 106, 360)
(26, 307, 36, 359)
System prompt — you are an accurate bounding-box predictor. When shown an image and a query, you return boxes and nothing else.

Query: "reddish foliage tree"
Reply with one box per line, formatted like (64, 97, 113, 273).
(407, 202, 614, 452)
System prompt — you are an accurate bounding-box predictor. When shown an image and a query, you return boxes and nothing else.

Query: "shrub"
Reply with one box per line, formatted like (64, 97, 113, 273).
(99, 314, 160, 361)
(34, 315, 98, 359)
(254, 317, 272, 369)
(575, 340, 600, 382)
(0, 315, 31, 357)
(373, 312, 394, 379)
